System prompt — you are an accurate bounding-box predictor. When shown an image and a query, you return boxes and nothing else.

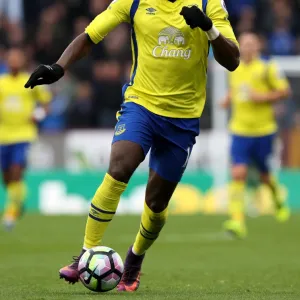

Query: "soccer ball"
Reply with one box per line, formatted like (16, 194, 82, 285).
(78, 246, 124, 292)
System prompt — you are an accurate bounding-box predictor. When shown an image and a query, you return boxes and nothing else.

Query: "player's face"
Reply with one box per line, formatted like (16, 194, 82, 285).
(239, 34, 261, 62)
(7, 49, 25, 73)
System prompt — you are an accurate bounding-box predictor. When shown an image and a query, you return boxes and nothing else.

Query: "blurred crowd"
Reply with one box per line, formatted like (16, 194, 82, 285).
(0, 0, 300, 130)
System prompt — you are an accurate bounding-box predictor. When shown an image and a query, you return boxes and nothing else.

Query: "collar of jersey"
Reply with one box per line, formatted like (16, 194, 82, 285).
(157, 0, 184, 10)
(241, 58, 260, 68)
(8, 72, 26, 79)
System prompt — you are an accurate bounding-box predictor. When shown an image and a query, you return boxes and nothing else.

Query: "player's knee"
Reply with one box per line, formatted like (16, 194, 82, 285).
(108, 164, 131, 183)
(232, 166, 247, 181)
(108, 153, 136, 183)
(146, 199, 169, 214)
(108, 141, 144, 183)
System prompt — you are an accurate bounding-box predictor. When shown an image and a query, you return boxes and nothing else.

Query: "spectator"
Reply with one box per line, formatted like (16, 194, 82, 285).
(92, 60, 123, 127)
(0, 0, 23, 23)
(236, 5, 256, 35)
(67, 81, 97, 129)
(267, 0, 296, 55)
(40, 74, 77, 132)
(89, 0, 110, 18)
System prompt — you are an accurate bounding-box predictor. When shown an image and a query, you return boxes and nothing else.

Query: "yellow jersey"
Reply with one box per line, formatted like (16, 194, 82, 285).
(0, 72, 51, 144)
(229, 58, 290, 136)
(86, 0, 237, 118)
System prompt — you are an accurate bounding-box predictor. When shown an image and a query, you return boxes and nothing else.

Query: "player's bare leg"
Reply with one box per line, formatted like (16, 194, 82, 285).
(59, 141, 144, 284)
(118, 170, 177, 292)
(260, 173, 290, 222)
(2, 165, 26, 230)
(223, 164, 248, 238)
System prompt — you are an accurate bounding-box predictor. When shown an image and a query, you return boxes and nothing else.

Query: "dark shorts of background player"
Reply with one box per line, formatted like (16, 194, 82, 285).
(112, 102, 200, 183)
(0, 142, 30, 171)
(230, 134, 276, 174)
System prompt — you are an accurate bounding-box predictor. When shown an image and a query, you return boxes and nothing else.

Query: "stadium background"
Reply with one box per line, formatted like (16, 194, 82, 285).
(0, 0, 300, 215)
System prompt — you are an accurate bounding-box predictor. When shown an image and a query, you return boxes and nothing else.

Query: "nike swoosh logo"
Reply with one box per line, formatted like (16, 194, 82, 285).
(84, 265, 98, 285)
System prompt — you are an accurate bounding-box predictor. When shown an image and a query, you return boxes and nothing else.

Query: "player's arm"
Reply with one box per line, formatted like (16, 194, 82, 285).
(251, 62, 292, 103)
(180, 1, 240, 72)
(25, 0, 131, 89)
(250, 88, 291, 104)
(220, 90, 231, 109)
(57, 33, 93, 71)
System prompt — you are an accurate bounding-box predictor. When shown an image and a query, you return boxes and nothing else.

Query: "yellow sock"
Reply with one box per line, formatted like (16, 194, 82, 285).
(84, 173, 127, 249)
(133, 202, 168, 256)
(229, 181, 246, 223)
(5, 181, 27, 218)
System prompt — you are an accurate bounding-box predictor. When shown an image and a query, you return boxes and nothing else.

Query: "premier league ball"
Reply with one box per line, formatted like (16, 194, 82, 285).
(78, 246, 124, 292)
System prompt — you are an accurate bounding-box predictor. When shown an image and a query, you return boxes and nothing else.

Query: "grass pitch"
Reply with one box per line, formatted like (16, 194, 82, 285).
(0, 214, 299, 300)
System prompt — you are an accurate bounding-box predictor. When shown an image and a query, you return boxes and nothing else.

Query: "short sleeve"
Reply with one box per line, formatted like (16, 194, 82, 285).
(206, 0, 239, 46)
(85, 0, 132, 44)
(34, 86, 52, 104)
(267, 61, 290, 91)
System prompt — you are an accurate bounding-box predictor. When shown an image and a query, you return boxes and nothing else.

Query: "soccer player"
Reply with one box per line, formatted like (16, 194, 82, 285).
(221, 32, 291, 239)
(25, 0, 240, 291)
(0, 48, 51, 230)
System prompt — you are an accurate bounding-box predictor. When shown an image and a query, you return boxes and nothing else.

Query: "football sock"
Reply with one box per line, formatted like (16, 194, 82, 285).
(228, 180, 246, 223)
(132, 202, 168, 256)
(5, 181, 27, 218)
(84, 174, 127, 249)
(266, 176, 282, 209)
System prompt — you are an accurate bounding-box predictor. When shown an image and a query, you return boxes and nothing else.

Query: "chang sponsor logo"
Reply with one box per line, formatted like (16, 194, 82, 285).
(152, 27, 192, 60)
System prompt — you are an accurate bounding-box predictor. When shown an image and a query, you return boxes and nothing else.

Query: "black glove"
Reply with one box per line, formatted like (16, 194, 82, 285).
(25, 64, 64, 89)
(180, 6, 213, 31)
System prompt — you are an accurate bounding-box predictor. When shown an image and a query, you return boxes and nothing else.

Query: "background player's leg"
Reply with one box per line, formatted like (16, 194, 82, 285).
(225, 135, 251, 238)
(260, 174, 289, 222)
(4, 165, 27, 223)
(260, 173, 282, 209)
(253, 135, 290, 222)
(228, 165, 247, 224)
(84, 140, 145, 249)
(2, 144, 28, 229)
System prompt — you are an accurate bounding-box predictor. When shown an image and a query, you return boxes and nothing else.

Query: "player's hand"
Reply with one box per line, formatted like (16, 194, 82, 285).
(180, 6, 212, 31)
(25, 64, 64, 89)
(31, 107, 47, 123)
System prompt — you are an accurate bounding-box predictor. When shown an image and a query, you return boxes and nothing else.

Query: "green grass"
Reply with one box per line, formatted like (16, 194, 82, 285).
(0, 214, 299, 300)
